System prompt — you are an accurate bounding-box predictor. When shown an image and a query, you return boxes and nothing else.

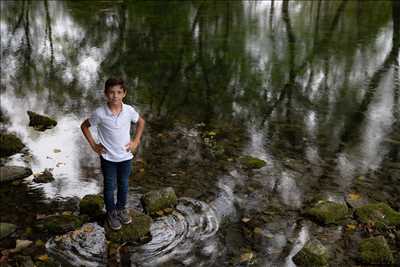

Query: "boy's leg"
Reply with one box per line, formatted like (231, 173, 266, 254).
(116, 159, 131, 210)
(116, 159, 132, 224)
(100, 157, 121, 230)
(100, 156, 118, 211)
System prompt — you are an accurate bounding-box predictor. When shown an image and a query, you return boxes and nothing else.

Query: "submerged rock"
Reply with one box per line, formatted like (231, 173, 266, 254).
(0, 223, 17, 239)
(240, 155, 266, 169)
(106, 209, 151, 244)
(0, 166, 32, 183)
(33, 169, 55, 183)
(27, 111, 57, 131)
(359, 236, 394, 265)
(0, 133, 25, 157)
(292, 239, 329, 267)
(306, 200, 349, 225)
(141, 187, 177, 215)
(79, 194, 104, 218)
(345, 192, 369, 209)
(355, 202, 400, 230)
(46, 223, 106, 267)
(34, 214, 84, 235)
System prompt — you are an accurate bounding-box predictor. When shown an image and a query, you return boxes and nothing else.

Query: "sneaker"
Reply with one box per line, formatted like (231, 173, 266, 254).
(117, 208, 132, 224)
(107, 210, 122, 230)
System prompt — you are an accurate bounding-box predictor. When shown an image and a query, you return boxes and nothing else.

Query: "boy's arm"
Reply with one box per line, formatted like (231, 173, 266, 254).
(81, 119, 105, 155)
(126, 116, 145, 153)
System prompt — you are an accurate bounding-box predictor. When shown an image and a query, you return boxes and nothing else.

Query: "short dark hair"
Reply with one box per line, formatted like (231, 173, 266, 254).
(104, 78, 126, 93)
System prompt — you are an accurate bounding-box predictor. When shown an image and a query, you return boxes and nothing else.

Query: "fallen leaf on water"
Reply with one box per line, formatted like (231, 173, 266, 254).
(240, 251, 254, 262)
(155, 210, 164, 216)
(348, 192, 361, 201)
(62, 211, 72, 215)
(253, 227, 263, 235)
(37, 254, 49, 262)
(241, 217, 251, 223)
(346, 224, 357, 231)
(53, 149, 61, 153)
(164, 208, 173, 213)
(36, 214, 47, 219)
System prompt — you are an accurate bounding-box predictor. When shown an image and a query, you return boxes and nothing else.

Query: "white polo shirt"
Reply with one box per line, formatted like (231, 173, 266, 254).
(89, 103, 139, 162)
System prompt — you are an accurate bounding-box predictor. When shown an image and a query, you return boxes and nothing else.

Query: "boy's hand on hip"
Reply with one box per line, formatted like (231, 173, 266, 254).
(92, 143, 106, 155)
(125, 140, 139, 153)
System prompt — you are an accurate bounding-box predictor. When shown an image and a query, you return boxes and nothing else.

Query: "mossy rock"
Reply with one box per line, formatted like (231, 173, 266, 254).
(27, 111, 57, 131)
(0, 222, 17, 239)
(142, 187, 177, 215)
(240, 155, 266, 169)
(355, 202, 400, 230)
(0, 133, 25, 157)
(106, 209, 152, 243)
(292, 239, 329, 267)
(306, 200, 349, 225)
(0, 166, 33, 183)
(34, 215, 83, 235)
(33, 169, 55, 183)
(79, 194, 104, 218)
(359, 236, 394, 264)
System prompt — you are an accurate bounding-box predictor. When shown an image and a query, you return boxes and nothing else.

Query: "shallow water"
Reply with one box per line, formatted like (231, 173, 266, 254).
(1, 1, 399, 266)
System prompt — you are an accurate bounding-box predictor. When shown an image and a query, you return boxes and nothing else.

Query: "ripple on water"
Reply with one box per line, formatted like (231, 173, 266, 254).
(129, 198, 219, 266)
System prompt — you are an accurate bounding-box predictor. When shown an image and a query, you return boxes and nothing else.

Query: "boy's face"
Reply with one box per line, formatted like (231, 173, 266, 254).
(105, 85, 126, 105)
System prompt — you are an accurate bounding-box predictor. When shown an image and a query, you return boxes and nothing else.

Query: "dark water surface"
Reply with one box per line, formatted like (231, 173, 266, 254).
(1, 1, 399, 266)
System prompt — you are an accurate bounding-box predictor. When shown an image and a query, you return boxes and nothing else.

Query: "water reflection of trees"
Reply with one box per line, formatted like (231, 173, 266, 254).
(1, 1, 397, 162)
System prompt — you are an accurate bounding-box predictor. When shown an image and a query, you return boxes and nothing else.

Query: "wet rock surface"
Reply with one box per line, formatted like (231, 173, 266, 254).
(79, 194, 104, 219)
(46, 223, 106, 267)
(141, 187, 178, 215)
(27, 111, 57, 131)
(0, 223, 17, 239)
(305, 200, 349, 225)
(355, 202, 400, 230)
(359, 236, 394, 265)
(0, 166, 32, 183)
(0, 133, 25, 157)
(106, 209, 152, 244)
(292, 239, 329, 267)
(239, 155, 267, 169)
(34, 215, 84, 235)
(33, 169, 55, 184)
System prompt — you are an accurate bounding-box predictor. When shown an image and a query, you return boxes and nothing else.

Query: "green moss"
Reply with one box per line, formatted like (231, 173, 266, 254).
(355, 202, 400, 230)
(240, 155, 266, 169)
(142, 187, 177, 215)
(27, 111, 57, 131)
(306, 201, 349, 225)
(34, 215, 83, 235)
(293, 239, 329, 267)
(0, 222, 17, 239)
(79, 194, 104, 218)
(359, 236, 394, 264)
(0, 133, 24, 157)
(106, 210, 152, 243)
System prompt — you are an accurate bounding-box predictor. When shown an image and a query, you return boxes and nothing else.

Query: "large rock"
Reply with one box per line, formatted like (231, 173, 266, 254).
(27, 111, 57, 131)
(34, 214, 84, 235)
(106, 209, 151, 243)
(46, 223, 106, 267)
(240, 155, 266, 169)
(359, 236, 394, 265)
(33, 169, 55, 183)
(292, 239, 329, 267)
(306, 200, 349, 225)
(0, 222, 17, 239)
(0, 166, 32, 183)
(0, 133, 24, 157)
(79, 194, 104, 218)
(355, 202, 400, 230)
(142, 187, 177, 215)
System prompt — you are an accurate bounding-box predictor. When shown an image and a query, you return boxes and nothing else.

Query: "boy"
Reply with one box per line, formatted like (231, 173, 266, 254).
(81, 78, 145, 230)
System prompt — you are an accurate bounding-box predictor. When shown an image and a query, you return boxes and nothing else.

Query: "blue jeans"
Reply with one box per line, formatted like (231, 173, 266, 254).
(100, 156, 132, 213)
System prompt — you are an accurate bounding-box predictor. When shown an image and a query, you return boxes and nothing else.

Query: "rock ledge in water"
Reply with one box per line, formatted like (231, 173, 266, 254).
(359, 236, 394, 265)
(33, 169, 55, 183)
(141, 187, 177, 215)
(292, 239, 329, 267)
(355, 202, 400, 230)
(46, 223, 106, 267)
(0, 222, 17, 239)
(0, 166, 32, 183)
(27, 111, 57, 131)
(106, 209, 151, 244)
(79, 194, 104, 218)
(0, 133, 25, 157)
(240, 155, 266, 169)
(34, 214, 84, 235)
(306, 200, 348, 225)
